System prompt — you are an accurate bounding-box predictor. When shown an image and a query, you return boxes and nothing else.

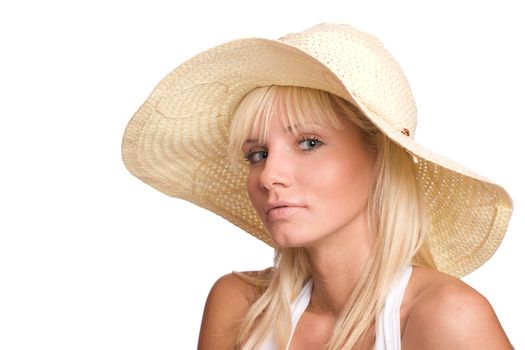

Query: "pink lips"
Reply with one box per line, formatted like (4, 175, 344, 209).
(264, 201, 306, 220)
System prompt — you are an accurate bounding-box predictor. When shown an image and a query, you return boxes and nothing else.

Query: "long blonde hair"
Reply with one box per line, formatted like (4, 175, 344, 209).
(228, 85, 435, 349)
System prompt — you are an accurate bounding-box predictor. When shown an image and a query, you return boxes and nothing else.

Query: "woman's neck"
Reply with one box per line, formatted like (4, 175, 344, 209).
(304, 219, 374, 316)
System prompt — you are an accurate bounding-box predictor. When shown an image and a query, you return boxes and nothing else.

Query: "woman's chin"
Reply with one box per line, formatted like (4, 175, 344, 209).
(268, 234, 312, 248)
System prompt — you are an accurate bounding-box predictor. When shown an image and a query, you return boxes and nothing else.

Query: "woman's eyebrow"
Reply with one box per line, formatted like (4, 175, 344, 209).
(243, 124, 324, 145)
(243, 138, 258, 146)
(284, 123, 323, 133)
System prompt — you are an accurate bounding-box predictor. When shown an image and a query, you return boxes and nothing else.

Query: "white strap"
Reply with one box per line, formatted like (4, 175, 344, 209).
(258, 279, 313, 350)
(375, 265, 413, 350)
(285, 279, 313, 350)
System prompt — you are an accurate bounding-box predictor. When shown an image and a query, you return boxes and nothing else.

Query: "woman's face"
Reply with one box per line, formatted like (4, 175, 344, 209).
(242, 112, 376, 248)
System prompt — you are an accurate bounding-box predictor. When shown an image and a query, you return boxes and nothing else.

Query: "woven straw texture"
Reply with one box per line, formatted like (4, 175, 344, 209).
(121, 23, 512, 277)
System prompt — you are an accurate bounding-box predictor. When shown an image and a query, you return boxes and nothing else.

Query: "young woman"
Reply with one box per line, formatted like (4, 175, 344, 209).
(122, 23, 513, 349)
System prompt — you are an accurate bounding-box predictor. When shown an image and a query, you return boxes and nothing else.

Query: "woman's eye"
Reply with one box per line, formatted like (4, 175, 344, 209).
(243, 150, 268, 164)
(298, 137, 323, 150)
(242, 137, 322, 164)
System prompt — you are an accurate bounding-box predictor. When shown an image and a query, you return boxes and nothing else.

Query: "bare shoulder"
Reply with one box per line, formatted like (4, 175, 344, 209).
(402, 267, 512, 349)
(197, 269, 272, 350)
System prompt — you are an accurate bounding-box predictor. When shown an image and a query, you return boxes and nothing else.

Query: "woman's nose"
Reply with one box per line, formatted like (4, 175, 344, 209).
(258, 149, 293, 191)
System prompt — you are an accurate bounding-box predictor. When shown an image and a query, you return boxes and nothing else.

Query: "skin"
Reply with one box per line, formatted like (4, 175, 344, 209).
(198, 111, 513, 349)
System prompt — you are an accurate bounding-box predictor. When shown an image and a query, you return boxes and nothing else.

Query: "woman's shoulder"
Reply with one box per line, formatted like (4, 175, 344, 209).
(197, 268, 273, 350)
(402, 266, 512, 349)
(212, 268, 273, 304)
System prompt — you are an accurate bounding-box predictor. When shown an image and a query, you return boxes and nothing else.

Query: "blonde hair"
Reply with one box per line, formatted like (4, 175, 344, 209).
(228, 86, 435, 350)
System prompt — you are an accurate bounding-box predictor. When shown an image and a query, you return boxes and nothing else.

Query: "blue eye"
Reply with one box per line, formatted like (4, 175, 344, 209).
(242, 136, 323, 165)
(243, 150, 268, 164)
(298, 136, 323, 150)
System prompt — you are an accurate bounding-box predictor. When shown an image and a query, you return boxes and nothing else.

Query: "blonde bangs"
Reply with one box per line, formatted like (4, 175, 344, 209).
(228, 86, 347, 169)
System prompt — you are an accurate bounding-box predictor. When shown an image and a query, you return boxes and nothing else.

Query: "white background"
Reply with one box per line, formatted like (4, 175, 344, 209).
(1, 0, 523, 348)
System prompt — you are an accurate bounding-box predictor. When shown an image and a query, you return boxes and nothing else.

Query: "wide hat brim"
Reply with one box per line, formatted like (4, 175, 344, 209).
(122, 23, 512, 277)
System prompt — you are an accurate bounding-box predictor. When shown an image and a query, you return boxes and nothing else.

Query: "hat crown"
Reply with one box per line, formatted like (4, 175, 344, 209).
(278, 23, 417, 136)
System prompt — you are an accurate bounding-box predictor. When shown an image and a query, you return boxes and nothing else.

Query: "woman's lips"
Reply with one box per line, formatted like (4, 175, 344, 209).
(266, 206, 306, 221)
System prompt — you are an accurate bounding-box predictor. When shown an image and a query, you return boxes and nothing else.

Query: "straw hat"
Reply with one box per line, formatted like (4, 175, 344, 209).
(121, 23, 512, 277)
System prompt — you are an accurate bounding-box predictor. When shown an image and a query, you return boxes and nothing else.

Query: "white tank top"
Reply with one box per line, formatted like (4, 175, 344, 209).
(258, 265, 413, 350)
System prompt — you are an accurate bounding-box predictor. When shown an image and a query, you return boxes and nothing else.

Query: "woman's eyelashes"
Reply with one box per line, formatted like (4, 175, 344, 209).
(298, 135, 324, 151)
(243, 148, 268, 164)
(243, 135, 324, 164)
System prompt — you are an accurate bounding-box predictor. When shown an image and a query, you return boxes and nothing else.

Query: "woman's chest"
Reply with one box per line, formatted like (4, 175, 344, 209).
(287, 311, 375, 350)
